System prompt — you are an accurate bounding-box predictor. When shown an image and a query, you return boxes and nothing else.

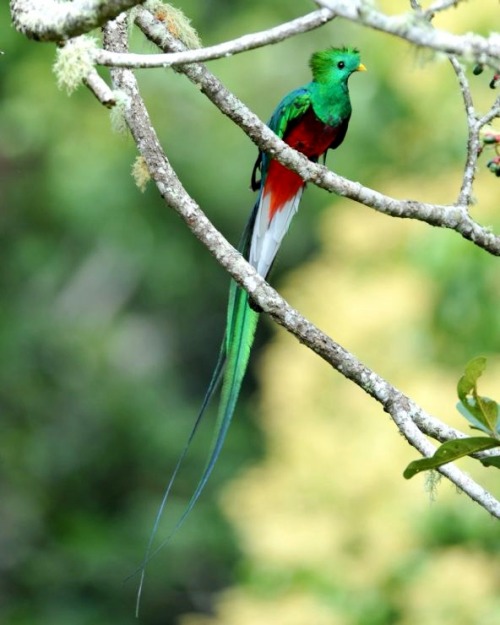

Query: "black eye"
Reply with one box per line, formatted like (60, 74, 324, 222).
(337, 61, 345, 69)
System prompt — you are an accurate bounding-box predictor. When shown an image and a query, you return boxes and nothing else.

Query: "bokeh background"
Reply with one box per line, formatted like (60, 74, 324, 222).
(1, 1, 499, 624)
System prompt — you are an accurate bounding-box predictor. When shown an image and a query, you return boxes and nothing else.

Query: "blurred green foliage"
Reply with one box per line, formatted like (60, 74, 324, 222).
(1, 1, 500, 625)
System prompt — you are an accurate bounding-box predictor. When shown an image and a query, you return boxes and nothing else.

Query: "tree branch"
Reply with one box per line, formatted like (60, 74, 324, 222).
(94, 6, 335, 68)
(450, 57, 481, 206)
(449, 57, 500, 205)
(83, 68, 117, 107)
(314, 0, 500, 71)
(9, 0, 144, 41)
(101, 14, 500, 519)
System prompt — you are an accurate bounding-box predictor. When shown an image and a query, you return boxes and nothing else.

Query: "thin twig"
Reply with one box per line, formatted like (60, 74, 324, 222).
(450, 57, 500, 205)
(450, 57, 479, 206)
(478, 98, 500, 127)
(426, 0, 467, 18)
(94, 6, 335, 68)
(83, 68, 117, 107)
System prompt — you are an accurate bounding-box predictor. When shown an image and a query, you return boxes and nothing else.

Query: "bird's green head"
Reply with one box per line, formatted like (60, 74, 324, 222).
(309, 46, 366, 84)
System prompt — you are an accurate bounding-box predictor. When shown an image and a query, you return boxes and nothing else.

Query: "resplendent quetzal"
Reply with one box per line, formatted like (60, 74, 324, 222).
(148, 45, 365, 551)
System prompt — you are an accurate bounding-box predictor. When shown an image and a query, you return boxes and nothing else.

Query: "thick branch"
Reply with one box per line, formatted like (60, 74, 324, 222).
(10, 0, 144, 41)
(102, 15, 500, 519)
(134, 8, 500, 258)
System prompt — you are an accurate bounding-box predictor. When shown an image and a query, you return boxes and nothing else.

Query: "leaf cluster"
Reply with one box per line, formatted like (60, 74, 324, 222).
(405, 357, 500, 479)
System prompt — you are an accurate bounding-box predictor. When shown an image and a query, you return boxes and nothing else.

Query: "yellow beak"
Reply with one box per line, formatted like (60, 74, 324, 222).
(357, 63, 367, 72)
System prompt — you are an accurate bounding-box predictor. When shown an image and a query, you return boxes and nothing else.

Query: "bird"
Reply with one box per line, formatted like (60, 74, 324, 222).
(138, 47, 365, 590)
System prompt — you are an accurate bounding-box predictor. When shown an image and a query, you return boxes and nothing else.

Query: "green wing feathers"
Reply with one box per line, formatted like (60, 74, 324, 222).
(268, 88, 312, 138)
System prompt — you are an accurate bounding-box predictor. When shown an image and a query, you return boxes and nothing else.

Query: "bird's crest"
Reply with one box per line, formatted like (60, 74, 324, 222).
(309, 46, 362, 83)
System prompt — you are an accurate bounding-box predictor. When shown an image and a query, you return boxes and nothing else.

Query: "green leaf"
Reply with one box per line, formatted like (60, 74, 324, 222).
(456, 357, 499, 435)
(480, 455, 500, 469)
(457, 356, 487, 403)
(476, 396, 499, 432)
(456, 401, 493, 434)
(460, 398, 496, 433)
(403, 437, 500, 479)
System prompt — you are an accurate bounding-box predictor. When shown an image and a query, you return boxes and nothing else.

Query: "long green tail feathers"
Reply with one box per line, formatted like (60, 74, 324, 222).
(176, 283, 259, 529)
(136, 283, 258, 612)
(136, 208, 260, 612)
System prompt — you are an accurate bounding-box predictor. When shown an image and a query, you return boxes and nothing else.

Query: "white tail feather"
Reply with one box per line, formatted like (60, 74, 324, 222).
(249, 188, 304, 278)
